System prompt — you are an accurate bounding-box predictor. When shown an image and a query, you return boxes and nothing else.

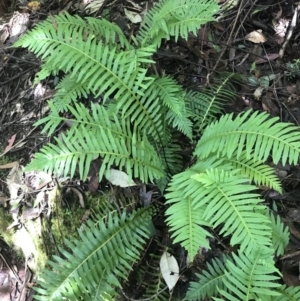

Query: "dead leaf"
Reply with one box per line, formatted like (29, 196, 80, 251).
(255, 53, 279, 64)
(105, 169, 136, 187)
(124, 8, 142, 23)
(253, 86, 264, 100)
(84, 0, 105, 14)
(245, 30, 266, 43)
(4, 134, 16, 153)
(213, 23, 224, 31)
(0, 161, 19, 169)
(160, 251, 179, 291)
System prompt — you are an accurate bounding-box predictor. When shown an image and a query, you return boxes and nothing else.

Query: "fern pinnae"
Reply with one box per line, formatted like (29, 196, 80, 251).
(191, 169, 272, 255)
(274, 285, 300, 301)
(14, 15, 151, 105)
(218, 248, 281, 301)
(28, 103, 165, 182)
(195, 110, 300, 165)
(267, 210, 289, 257)
(189, 73, 238, 133)
(35, 208, 154, 301)
(137, 0, 219, 47)
(224, 151, 282, 193)
(184, 256, 228, 300)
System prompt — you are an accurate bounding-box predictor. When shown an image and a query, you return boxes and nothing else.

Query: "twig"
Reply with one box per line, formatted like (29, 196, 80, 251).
(279, 3, 300, 58)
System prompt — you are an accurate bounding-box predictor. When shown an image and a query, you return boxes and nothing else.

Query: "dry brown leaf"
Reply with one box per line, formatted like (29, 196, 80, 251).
(245, 30, 266, 43)
(0, 161, 19, 169)
(4, 134, 16, 153)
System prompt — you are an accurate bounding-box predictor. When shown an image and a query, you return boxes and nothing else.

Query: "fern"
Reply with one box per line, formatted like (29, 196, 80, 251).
(186, 249, 281, 301)
(34, 207, 155, 301)
(29, 102, 165, 182)
(224, 151, 282, 193)
(187, 73, 240, 133)
(195, 110, 300, 165)
(184, 256, 228, 300)
(137, 0, 219, 47)
(218, 248, 281, 301)
(267, 210, 289, 257)
(12, 0, 300, 300)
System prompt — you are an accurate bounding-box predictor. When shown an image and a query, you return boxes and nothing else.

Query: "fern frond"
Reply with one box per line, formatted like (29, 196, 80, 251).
(165, 158, 234, 259)
(13, 13, 153, 103)
(26, 103, 165, 182)
(165, 192, 211, 259)
(137, 251, 169, 301)
(184, 256, 227, 300)
(15, 12, 132, 50)
(195, 110, 300, 165)
(50, 74, 91, 112)
(34, 207, 155, 301)
(137, 0, 219, 47)
(33, 62, 60, 85)
(191, 169, 272, 255)
(224, 151, 282, 193)
(267, 210, 289, 257)
(273, 285, 300, 301)
(153, 76, 192, 138)
(187, 73, 239, 133)
(218, 248, 281, 301)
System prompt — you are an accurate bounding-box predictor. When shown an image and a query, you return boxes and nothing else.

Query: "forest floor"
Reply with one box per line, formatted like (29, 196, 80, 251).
(1, 0, 300, 300)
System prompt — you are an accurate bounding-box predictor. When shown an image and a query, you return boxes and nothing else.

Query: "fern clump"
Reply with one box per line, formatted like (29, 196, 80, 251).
(13, 0, 300, 300)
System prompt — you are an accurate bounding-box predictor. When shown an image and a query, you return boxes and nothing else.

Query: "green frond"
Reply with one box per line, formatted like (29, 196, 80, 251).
(195, 110, 300, 165)
(13, 13, 152, 103)
(224, 151, 282, 193)
(33, 207, 155, 301)
(273, 285, 300, 301)
(184, 256, 227, 300)
(187, 73, 239, 133)
(137, 0, 219, 47)
(137, 251, 169, 301)
(165, 158, 234, 259)
(50, 74, 91, 112)
(34, 101, 65, 136)
(158, 131, 184, 176)
(26, 103, 165, 182)
(152, 76, 192, 138)
(218, 248, 281, 301)
(165, 192, 211, 259)
(14, 12, 132, 50)
(33, 62, 60, 85)
(166, 156, 231, 205)
(191, 169, 272, 254)
(267, 210, 289, 257)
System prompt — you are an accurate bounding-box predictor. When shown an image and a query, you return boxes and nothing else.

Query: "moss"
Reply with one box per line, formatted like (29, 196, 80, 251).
(0, 207, 47, 272)
(0, 186, 114, 272)
(43, 187, 113, 256)
(0, 207, 15, 247)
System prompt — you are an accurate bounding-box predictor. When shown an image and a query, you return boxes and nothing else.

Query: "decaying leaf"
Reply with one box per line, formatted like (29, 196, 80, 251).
(160, 251, 179, 291)
(245, 29, 266, 43)
(105, 169, 136, 187)
(124, 8, 142, 23)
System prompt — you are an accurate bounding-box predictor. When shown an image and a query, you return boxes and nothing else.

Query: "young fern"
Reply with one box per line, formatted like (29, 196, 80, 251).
(12, 0, 300, 300)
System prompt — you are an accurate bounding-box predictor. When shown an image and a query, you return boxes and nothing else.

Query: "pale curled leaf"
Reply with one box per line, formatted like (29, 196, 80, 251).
(245, 29, 266, 43)
(124, 8, 142, 23)
(160, 251, 179, 291)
